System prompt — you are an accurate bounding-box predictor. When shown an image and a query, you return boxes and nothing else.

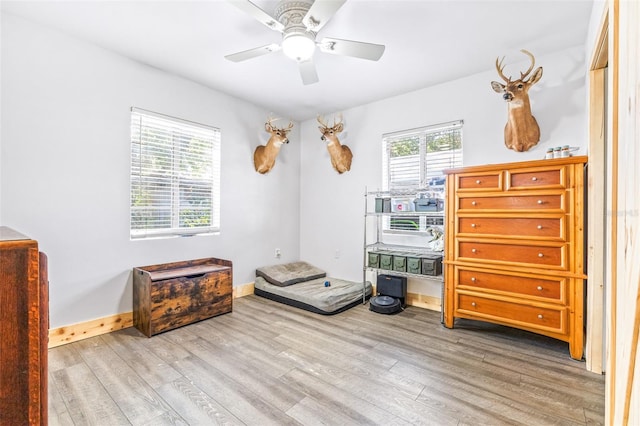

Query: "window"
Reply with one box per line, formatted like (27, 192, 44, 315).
(130, 108, 221, 239)
(382, 120, 462, 233)
(382, 120, 463, 191)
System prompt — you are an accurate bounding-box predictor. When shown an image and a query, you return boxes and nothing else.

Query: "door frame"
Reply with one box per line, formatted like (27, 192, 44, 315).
(586, 5, 609, 374)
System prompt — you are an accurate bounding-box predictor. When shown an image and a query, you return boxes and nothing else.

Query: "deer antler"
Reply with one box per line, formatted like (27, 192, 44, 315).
(519, 49, 536, 80)
(265, 115, 278, 127)
(318, 114, 343, 128)
(266, 116, 293, 132)
(495, 56, 511, 82)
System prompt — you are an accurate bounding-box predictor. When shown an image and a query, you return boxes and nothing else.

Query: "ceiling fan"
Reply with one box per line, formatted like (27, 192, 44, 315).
(225, 0, 386, 85)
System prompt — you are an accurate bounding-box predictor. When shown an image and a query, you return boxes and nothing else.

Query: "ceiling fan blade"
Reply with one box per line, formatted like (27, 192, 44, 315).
(298, 59, 319, 85)
(318, 37, 385, 61)
(225, 44, 281, 62)
(228, 0, 284, 32)
(302, 0, 347, 32)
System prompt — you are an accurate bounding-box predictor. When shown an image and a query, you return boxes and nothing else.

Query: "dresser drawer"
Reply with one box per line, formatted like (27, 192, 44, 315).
(457, 268, 564, 302)
(507, 166, 565, 190)
(457, 171, 502, 192)
(458, 194, 565, 212)
(458, 216, 564, 240)
(457, 293, 566, 334)
(458, 241, 566, 269)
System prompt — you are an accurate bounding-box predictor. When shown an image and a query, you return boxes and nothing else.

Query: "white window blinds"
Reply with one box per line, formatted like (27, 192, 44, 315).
(382, 120, 463, 191)
(130, 108, 221, 239)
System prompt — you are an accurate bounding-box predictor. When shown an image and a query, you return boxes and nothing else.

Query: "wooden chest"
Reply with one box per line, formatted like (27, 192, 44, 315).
(443, 156, 587, 360)
(133, 257, 232, 337)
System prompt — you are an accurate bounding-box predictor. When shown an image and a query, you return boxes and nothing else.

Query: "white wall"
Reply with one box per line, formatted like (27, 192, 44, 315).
(586, 0, 607, 62)
(299, 46, 588, 297)
(0, 12, 590, 327)
(1, 14, 301, 328)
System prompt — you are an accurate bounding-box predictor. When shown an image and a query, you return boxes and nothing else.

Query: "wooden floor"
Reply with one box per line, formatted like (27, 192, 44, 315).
(48, 295, 605, 425)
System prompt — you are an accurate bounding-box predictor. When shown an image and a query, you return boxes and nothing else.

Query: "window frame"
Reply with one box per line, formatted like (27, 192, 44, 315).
(129, 107, 221, 240)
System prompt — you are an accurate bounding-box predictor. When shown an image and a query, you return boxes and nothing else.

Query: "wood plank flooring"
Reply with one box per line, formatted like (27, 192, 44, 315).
(48, 295, 605, 425)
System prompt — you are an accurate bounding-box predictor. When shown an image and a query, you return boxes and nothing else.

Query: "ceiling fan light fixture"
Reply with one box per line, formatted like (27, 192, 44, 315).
(282, 32, 316, 62)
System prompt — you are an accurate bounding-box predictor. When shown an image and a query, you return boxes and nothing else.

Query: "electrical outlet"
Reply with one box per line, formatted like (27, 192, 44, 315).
(275, 248, 281, 258)
(334, 249, 341, 259)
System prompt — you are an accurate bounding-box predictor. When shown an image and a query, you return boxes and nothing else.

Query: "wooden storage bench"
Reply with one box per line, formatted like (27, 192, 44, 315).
(133, 257, 232, 337)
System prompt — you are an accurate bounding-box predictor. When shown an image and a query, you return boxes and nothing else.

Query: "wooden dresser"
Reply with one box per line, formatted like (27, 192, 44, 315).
(443, 156, 587, 360)
(133, 257, 232, 337)
(0, 227, 48, 425)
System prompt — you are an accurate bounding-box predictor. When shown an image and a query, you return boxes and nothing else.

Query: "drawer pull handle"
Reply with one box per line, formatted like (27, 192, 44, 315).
(471, 223, 476, 228)
(471, 248, 477, 253)
(471, 302, 477, 307)
(538, 253, 544, 258)
(537, 225, 543, 230)
(531, 176, 538, 181)
(537, 286, 543, 291)
(471, 277, 477, 282)
(537, 314, 544, 319)
(476, 179, 481, 184)
(537, 200, 544, 205)
(471, 201, 477, 206)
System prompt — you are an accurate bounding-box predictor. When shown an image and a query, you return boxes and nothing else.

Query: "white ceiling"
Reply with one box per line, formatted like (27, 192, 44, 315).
(1, 0, 594, 121)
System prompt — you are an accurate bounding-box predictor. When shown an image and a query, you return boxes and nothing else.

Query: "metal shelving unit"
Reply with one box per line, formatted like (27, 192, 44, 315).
(363, 187, 445, 315)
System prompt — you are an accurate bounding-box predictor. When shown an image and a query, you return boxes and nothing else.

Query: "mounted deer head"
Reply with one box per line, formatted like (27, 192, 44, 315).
(254, 117, 293, 174)
(317, 114, 352, 174)
(491, 49, 543, 152)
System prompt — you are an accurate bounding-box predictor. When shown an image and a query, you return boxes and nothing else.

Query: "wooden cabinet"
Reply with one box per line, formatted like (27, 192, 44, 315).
(133, 257, 232, 337)
(0, 227, 48, 425)
(443, 156, 587, 360)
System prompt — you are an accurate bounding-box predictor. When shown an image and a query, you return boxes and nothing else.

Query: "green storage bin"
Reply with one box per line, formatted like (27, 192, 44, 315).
(379, 252, 393, 270)
(392, 253, 407, 272)
(406, 256, 422, 274)
(421, 254, 443, 276)
(368, 252, 380, 268)
(374, 198, 384, 213)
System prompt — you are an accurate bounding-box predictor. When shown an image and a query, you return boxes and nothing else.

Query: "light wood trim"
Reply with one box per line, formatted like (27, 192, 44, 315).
(607, 0, 619, 422)
(233, 281, 255, 298)
(406, 292, 440, 312)
(586, 66, 606, 374)
(48, 312, 134, 348)
(627, 287, 640, 423)
(617, 1, 640, 423)
(49, 281, 257, 348)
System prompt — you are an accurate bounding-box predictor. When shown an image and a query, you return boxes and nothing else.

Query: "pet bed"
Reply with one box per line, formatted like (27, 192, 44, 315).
(254, 261, 372, 315)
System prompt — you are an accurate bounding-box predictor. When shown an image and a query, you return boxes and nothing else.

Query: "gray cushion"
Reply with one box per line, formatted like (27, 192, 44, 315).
(256, 261, 326, 287)
(254, 276, 372, 313)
